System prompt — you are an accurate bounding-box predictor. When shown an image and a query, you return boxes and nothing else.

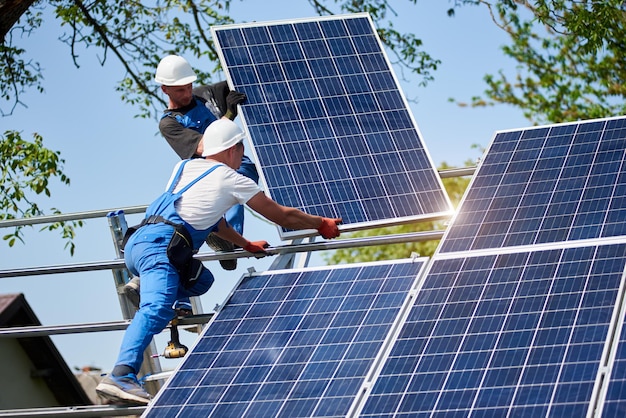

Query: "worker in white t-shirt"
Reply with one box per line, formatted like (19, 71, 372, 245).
(96, 119, 342, 406)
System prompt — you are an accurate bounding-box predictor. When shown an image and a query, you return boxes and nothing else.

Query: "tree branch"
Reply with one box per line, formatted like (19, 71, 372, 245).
(0, 0, 37, 41)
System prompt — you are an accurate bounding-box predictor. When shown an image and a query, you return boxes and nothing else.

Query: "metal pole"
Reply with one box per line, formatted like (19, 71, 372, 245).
(438, 166, 476, 178)
(0, 206, 148, 228)
(0, 405, 146, 417)
(0, 230, 447, 279)
(0, 314, 213, 338)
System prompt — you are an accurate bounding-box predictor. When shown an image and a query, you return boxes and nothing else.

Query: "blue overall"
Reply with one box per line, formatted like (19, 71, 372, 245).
(117, 161, 220, 373)
(163, 98, 259, 234)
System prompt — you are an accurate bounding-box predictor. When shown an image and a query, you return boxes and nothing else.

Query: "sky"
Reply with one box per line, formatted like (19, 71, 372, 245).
(0, 1, 530, 376)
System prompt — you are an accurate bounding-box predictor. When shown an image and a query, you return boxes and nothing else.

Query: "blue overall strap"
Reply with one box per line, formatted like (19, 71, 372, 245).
(176, 164, 222, 196)
(170, 161, 223, 197)
(166, 160, 190, 193)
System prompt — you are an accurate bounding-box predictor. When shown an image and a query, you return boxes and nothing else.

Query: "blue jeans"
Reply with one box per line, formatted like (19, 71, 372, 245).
(117, 223, 214, 373)
(227, 155, 259, 234)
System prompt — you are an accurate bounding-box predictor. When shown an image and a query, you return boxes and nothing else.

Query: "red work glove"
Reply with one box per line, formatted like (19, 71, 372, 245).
(317, 218, 342, 239)
(244, 240, 270, 258)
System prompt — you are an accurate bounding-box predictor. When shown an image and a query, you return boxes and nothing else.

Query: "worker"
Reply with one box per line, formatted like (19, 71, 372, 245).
(155, 54, 258, 270)
(123, 55, 255, 314)
(96, 118, 342, 406)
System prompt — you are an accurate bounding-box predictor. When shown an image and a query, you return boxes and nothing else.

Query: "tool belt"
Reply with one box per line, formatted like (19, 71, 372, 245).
(122, 215, 205, 289)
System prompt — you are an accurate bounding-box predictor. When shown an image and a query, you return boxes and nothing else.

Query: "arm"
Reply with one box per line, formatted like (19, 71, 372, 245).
(194, 82, 246, 120)
(159, 116, 203, 159)
(194, 82, 229, 117)
(246, 192, 341, 237)
(212, 218, 270, 256)
(212, 218, 249, 248)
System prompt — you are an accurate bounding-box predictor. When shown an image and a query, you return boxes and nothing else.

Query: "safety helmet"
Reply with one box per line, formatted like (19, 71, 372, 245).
(202, 119, 246, 156)
(154, 55, 197, 86)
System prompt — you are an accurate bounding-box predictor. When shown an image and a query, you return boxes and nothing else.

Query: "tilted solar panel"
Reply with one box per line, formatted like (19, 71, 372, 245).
(358, 243, 626, 417)
(211, 14, 453, 239)
(354, 116, 626, 417)
(143, 259, 429, 417)
(440, 116, 626, 254)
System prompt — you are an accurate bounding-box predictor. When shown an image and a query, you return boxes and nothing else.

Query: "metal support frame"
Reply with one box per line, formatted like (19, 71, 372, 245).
(0, 230, 447, 280)
(0, 405, 146, 417)
(0, 314, 213, 338)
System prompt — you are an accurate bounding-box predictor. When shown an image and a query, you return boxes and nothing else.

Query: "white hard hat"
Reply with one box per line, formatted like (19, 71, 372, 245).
(154, 55, 197, 86)
(202, 119, 246, 157)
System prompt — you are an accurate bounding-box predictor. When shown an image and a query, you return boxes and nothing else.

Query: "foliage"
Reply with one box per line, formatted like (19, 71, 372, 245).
(0, 0, 443, 254)
(454, 0, 626, 124)
(0, 130, 83, 255)
(324, 160, 474, 264)
(0, 6, 44, 116)
(2, 0, 440, 119)
(49, 0, 236, 119)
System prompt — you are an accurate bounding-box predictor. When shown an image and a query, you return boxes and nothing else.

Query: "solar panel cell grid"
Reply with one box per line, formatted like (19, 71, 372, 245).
(212, 15, 452, 239)
(144, 260, 428, 417)
(359, 244, 626, 417)
(150, 15, 626, 418)
(441, 118, 626, 253)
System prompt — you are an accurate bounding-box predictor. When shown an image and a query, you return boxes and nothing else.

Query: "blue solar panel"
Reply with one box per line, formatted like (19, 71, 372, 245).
(143, 259, 428, 417)
(212, 14, 453, 239)
(358, 243, 626, 417)
(440, 116, 626, 254)
(352, 116, 626, 417)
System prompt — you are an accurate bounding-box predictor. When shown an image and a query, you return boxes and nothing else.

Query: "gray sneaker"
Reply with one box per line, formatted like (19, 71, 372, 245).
(205, 233, 237, 271)
(95, 373, 150, 406)
(123, 277, 140, 309)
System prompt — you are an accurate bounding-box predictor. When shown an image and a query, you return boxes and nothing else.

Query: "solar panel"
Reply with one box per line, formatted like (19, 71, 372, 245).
(211, 14, 453, 239)
(352, 116, 626, 417)
(440, 116, 626, 254)
(143, 259, 429, 417)
(358, 243, 626, 417)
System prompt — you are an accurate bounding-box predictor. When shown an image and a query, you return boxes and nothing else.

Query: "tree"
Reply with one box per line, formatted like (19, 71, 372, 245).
(453, 0, 626, 124)
(2, 0, 440, 119)
(0, 130, 82, 255)
(0, 0, 441, 252)
(325, 160, 474, 264)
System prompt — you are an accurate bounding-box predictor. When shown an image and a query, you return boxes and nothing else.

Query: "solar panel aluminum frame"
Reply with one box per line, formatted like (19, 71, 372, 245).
(211, 13, 454, 240)
(143, 257, 430, 417)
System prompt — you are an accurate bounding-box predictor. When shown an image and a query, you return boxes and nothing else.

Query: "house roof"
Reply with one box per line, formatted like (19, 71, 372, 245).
(0, 293, 92, 406)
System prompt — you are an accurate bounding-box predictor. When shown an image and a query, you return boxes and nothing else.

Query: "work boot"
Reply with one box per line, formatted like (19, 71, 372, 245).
(205, 233, 237, 271)
(95, 373, 150, 406)
(122, 277, 140, 309)
(173, 300, 193, 318)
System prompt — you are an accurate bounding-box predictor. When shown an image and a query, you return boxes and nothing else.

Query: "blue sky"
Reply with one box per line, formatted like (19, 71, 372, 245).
(1, 1, 529, 373)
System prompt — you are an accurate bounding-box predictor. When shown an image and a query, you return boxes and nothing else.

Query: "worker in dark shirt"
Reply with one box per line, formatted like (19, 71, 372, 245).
(155, 55, 259, 270)
(122, 55, 258, 313)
